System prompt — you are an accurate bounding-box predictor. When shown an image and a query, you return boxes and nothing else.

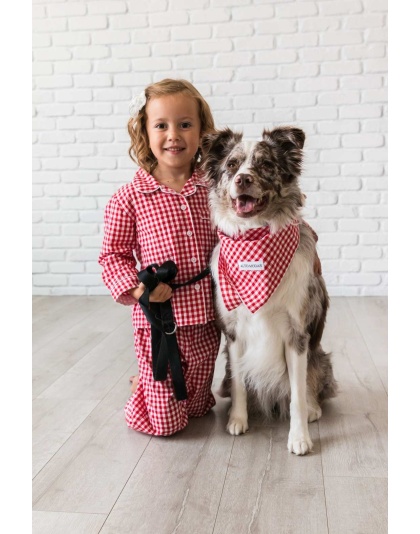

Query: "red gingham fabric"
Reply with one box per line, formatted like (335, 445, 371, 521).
(218, 222, 300, 313)
(125, 322, 220, 436)
(98, 168, 218, 328)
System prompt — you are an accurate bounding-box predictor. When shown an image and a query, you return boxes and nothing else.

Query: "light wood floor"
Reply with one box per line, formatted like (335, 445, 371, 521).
(32, 296, 387, 534)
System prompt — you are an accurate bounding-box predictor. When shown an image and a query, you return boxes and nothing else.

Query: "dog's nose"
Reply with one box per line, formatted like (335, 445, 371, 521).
(235, 173, 253, 187)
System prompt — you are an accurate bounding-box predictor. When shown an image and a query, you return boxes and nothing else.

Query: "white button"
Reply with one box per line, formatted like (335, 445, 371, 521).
(187, 231, 193, 237)
(180, 204, 186, 211)
(191, 257, 197, 263)
(194, 284, 200, 291)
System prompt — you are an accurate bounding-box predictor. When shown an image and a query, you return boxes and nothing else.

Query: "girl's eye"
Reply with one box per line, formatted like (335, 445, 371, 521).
(180, 122, 192, 129)
(155, 123, 166, 129)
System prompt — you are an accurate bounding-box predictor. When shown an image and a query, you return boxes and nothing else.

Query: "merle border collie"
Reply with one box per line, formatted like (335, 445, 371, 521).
(202, 127, 337, 455)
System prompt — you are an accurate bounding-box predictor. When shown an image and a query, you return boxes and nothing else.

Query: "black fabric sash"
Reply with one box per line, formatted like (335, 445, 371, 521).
(137, 261, 210, 401)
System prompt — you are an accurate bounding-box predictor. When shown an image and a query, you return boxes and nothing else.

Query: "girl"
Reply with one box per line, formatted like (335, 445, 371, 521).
(98, 79, 221, 436)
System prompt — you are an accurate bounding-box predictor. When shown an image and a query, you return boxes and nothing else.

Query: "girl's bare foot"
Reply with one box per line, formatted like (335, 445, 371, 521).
(129, 375, 139, 394)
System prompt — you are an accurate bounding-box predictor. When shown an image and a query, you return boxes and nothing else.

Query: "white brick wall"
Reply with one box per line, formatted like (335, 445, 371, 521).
(32, 0, 388, 297)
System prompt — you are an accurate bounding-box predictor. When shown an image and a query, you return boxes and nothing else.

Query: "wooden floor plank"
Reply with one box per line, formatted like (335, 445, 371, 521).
(324, 477, 387, 534)
(32, 511, 106, 534)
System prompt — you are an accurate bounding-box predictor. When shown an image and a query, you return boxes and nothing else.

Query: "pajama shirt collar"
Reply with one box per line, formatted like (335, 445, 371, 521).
(132, 167, 209, 196)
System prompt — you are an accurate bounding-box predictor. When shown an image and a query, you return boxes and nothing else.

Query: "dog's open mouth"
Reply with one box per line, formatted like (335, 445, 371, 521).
(231, 195, 267, 217)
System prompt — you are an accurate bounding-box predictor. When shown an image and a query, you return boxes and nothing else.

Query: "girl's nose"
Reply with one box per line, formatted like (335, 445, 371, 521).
(167, 127, 180, 141)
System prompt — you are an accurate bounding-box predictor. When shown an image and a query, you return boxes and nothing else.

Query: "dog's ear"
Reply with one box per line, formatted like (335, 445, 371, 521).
(263, 127, 305, 150)
(262, 126, 305, 182)
(201, 128, 242, 181)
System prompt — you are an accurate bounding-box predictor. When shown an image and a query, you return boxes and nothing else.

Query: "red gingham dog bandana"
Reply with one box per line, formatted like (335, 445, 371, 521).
(217, 223, 300, 313)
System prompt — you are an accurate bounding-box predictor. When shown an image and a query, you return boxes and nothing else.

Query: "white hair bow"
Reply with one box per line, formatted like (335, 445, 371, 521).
(129, 92, 147, 118)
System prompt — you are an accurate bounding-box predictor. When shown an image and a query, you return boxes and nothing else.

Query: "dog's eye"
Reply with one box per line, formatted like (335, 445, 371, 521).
(227, 160, 239, 170)
(261, 161, 274, 172)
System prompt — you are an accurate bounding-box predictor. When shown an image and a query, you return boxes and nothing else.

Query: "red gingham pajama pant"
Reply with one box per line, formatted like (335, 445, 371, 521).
(124, 321, 221, 436)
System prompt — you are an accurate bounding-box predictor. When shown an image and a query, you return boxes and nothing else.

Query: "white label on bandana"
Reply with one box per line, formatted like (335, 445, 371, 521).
(238, 261, 265, 271)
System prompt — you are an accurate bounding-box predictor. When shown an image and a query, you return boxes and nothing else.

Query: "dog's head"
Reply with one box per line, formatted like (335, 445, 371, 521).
(202, 127, 305, 235)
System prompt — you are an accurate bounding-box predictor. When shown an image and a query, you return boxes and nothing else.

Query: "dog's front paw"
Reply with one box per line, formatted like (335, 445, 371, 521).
(287, 430, 313, 455)
(308, 405, 322, 423)
(227, 415, 249, 436)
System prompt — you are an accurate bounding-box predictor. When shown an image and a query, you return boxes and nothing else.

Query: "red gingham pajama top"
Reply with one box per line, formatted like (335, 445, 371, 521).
(98, 168, 221, 436)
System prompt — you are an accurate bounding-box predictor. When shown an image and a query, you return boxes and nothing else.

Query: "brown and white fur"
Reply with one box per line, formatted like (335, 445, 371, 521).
(202, 127, 337, 455)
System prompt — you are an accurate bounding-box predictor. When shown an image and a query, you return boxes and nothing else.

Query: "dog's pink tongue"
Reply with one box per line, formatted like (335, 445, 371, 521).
(236, 197, 256, 214)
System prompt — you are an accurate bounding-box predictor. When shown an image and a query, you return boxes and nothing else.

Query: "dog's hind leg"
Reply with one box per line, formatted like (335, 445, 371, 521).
(285, 341, 313, 455)
(226, 340, 249, 435)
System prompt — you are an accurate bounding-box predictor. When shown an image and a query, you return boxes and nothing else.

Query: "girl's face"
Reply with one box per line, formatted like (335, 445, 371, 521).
(145, 93, 201, 177)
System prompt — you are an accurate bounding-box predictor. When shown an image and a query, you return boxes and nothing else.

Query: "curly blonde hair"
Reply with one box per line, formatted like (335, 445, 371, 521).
(127, 79, 216, 173)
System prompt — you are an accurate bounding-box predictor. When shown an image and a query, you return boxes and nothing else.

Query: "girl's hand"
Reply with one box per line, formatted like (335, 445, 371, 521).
(129, 282, 172, 302)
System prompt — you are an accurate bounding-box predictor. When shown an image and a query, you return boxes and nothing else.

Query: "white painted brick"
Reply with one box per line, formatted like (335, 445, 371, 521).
(340, 192, 380, 205)
(342, 133, 384, 148)
(81, 211, 104, 223)
(32, 5, 46, 18)
(193, 39, 232, 54)
(278, 33, 318, 48)
(63, 224, 98, 236)
(362, 119, 387, 133)
(345, 14, 385, 30)
(112, 14, 148, 29)
(364, 148, 387, 162)
(321, 31, 363, 46)
(317, 247, 340, 259)
(216, 22, 253, 37)
(112, 45, 150, 58)
(341, 75, 383, 90)
(74, 74, 112, 88)
(175, 55, 213, 69)
(33, 198, 59, 211)
(61, 198, 97, 210)
(301, 17, 340, 32)
(35, 75, 73, 89)
(73, 46, 110, 60)
(37, 103, 73, 117)
(296, 78, 338, 91)
(190, 8, 230, 23)
(69, 275, 102, 286)
(55, 60, 93, 75)
(305, 164, 340, 177)
(96, 59, 131, 73)
(97, 143, 127, 156)
(78, 157, 117, 170)
(321, 61, 361, 76)
(255, 19, 296, 35)
(362, 89, 387, 103)
(133, 28, 170, 43)
(297, 107, 337, 121)
(254, 80, 294, 93)
(342, 246, 382, 259)
(92, 31, 130, 45)
(33, 171, 60, 183)
(94, 88, 131, 101)
(305, 219, 336, 232)
(301, 47, 340, 62)
(364, 58, 388, 74)
(236, 66, 276, 80)
(339, 219, 379, 232)
(48, 3, 87, 17)
(213, 82, 253, 95)
(150, 11, 188, 27)
(318, 206, 358, 218)
(305, 192, 338, 205)
(33, 63, 53, 76)
(33, 34, 51, 47)
(363, 177, 388, 190)
(154, 42, 191, 56)
(317, 120, 360, 134)
(44, 184, 80, 197)
(319, 1, 362, 16)
(254, 108, 295, 123)
(89, 1, 127, 15)
(68, 250, 101, 261)
(50, 262, 85, 274)
(318, 233, 358, 245)
(318, 91, 360, 106)
(194, 69, 234, 82)
(300, 178, 319, 192)
(360, 234, 388, 245)
(342, 163, 383, 176)
(61, 170, 98, 182)
(234, 95, 272, 109)
(343, 44, 386, 60)
(57, 117, 94, 130)
(172, 25, 212, 40)
(127, 0, 168, 13)
(86, 262, 102, 273)
(81, 184, 116, 197)
(39, 131, 76, 144)
(205, 96, 233, 111)
(172, 0, 208, 8)
(81, 236, 104, 248)
(69, 16, 108, 31)
(34, 48, 71, 61)
(275, 93, 316, 107)
(232, 5, 274, 20)
(44, 211, 79, 223)
(33, 224, 60, 236)
(53, 32, 91, 46)
(77, 130, 114, 143)
(213, 0, 251, 5)
(256, 50, 297, 64)
(132, 57, 172, 71)
(33, 250, 66, 261)
(320, 149, 362, 163)
(33, 237, 44, 249)
(42, 158, 79, 170)
(275, 2, 318, 17)
(216, 52, 253, 67)
(341, 274, 381, 285)
(360, 205, 388, 218)
(33, 274, 68, 286)
(235, 36, 273, 51)
(323, 260, 361, 273)
(33, 18, 67, 33)
(320, 177, 361, 191)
